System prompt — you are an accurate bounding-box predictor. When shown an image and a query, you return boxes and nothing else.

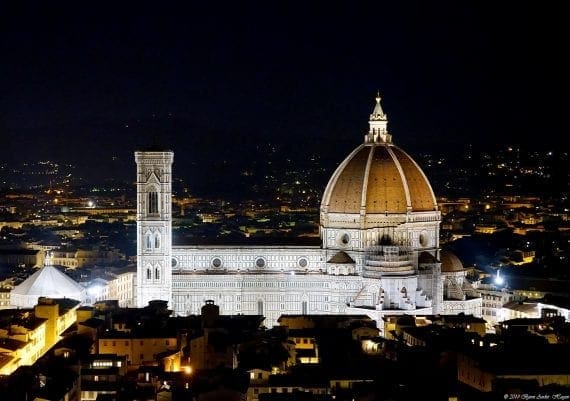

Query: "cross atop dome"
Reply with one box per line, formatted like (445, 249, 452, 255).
(366, 91, 392, 144)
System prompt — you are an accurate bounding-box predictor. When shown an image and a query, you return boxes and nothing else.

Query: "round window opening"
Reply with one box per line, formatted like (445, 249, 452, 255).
(340, 233, 350, 245)
(256, 258, 266, 268)
(298, 258, 308, 268)
(419, 233, 428, 247)
(211, 258, 222, 268)
(171, 257, 178, 268)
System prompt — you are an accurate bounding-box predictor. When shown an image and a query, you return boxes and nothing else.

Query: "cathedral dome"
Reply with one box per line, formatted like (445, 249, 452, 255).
(321, 95, 437, 216)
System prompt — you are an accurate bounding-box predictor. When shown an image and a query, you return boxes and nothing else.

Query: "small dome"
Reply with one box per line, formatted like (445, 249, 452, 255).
(440, 250, 464, 273)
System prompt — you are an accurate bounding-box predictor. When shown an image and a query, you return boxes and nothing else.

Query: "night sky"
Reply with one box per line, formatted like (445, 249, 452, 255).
(0, 2, 566, 180)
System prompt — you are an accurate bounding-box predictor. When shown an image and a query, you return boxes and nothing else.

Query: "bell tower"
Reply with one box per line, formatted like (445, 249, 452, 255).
(135, 150, 174, 308)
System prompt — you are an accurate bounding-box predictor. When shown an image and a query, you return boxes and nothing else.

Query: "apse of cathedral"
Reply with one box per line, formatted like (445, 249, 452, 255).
(135, 95, 482, 329)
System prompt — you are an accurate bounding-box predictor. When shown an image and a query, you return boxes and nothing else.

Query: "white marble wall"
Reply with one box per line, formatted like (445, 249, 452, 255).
(172, 273, 363, 327)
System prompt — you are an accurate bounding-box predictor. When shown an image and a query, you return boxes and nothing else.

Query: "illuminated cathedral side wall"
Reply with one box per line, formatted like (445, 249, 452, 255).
(171, 270, 364, 327)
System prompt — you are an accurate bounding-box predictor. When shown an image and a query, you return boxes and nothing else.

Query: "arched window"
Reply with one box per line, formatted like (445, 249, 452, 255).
(155, 267, 160, 280)
(148, 191, 159, 214)
(154, 234, 161, 249)
(146, 233, 153, 249)
(146, 268, 151, 280)
(257, 300, 264, 316)
(302, 301, 308, 315)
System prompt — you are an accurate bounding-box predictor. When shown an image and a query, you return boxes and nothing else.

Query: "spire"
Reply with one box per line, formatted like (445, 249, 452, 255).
(365, 91, 392, 144)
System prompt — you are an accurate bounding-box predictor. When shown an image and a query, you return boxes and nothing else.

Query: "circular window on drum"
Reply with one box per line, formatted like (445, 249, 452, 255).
(255, 257, 266, 268)
(171, 257, 179, 269)
(339, 233, 350, 246)
(298, 258, 308, 268)
(211, 257, 222, 268)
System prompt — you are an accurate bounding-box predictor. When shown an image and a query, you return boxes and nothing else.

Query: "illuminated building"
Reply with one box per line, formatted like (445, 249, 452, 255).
(80, 354, 128, 401)
(0, 297, 80, 375)
(0, 248, 45, 268)
(135, 95, 481, 327)
(97, 333, 180, 369)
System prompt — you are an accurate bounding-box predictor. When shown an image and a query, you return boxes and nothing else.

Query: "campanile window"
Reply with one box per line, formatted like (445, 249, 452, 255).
(148, 191, 159, 214)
